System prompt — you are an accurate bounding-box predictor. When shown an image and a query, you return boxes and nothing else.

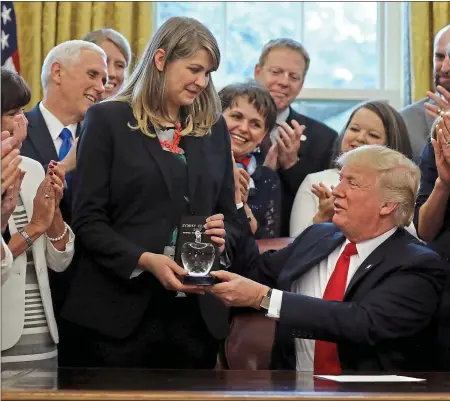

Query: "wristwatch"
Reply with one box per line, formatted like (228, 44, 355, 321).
(259, 289, 272, 311)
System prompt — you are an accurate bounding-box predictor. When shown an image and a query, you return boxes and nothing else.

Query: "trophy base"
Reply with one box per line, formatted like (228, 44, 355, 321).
(180, 274, 215, 286)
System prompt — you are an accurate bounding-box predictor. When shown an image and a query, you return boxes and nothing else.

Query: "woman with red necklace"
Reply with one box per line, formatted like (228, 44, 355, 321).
(61, 17, 242, 369)
(220, 81, 281, 238)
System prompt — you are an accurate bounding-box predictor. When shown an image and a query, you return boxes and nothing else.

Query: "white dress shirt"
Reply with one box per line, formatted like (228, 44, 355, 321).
(268, 227, 398, 371)
(39, 102, 77, 156)
(269, 108, 290, 144)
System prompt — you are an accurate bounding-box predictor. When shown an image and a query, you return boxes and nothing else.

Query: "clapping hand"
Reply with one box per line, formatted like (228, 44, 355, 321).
(276, 120, 306, 170)
(1, 169, 25, 232)
(29, 178, 57, 234)
(311, 182, 335, 223)
(431, 112, 450, 187)
(425, 85, 450, 120)
(1, 131, 22, 195)
(47, 161, 66, 209)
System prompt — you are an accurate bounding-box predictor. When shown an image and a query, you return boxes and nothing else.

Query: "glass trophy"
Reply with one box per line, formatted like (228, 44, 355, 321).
(180, 229, 216, 285)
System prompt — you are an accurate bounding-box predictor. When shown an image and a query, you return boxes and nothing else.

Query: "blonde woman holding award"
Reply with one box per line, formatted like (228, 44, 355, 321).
(61, 17, 242, 369)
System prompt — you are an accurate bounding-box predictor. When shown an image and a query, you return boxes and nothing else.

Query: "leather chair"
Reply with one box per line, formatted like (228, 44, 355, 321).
(220, 238, 294, 370)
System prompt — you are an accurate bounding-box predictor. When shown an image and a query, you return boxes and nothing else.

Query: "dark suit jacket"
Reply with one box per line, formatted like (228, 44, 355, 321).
(22, 103, 81, 225)
(238, 223, 445, 372)
(414, 142, 450, 371)
(61, 101, 242, 341)
(256, 107, 338, 236)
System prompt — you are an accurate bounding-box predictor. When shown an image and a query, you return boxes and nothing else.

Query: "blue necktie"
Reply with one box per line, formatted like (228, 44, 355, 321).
(58, 128, 72, 161)
(58, 128, 72, 188)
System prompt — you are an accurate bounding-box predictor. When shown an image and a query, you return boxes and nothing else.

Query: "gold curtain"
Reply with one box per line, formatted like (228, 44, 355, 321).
(409, 2, 450, 103)
(14, 1, 153, 110)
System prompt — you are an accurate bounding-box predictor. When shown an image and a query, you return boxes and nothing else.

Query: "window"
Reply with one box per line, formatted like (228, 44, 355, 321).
(155, 2, 404, 132)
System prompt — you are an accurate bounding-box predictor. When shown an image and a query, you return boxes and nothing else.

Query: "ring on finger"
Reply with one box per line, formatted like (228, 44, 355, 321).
(438, 108, 445, 117)
(44, 194, 50, 199)
(445, 139, 450, 148)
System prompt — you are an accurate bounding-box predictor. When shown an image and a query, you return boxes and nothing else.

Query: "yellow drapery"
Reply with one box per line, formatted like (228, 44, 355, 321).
(14, 1, 153, 110)
(409, 2, 450, 103)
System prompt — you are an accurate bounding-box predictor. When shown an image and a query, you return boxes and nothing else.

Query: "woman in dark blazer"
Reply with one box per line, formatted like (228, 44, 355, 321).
(61, 17, 241, 369)
(414, 112, 450, 370)
(220, 81, 281, 238)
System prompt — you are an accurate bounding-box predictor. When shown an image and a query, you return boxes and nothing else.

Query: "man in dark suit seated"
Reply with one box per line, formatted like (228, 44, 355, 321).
(20, 40, 107, 366)
(253, 38, 338, 236)
(211, 144, 446, 373)
(22, 40, 107, 225)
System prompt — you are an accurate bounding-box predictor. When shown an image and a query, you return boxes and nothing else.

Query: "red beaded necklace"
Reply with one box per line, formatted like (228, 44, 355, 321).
(158, 121, 183, 154)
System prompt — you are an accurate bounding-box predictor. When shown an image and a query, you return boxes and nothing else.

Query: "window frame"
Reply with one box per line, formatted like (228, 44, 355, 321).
(154, 2, 405, 108)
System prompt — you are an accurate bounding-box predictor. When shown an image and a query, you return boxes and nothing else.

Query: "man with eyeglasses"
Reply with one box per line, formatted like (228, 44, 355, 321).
(253, 38, 338, 237)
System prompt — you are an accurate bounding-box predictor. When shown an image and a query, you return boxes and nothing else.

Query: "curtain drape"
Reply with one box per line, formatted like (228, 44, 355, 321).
(15, 1, 153, 110)
(409, 2, 450, 103)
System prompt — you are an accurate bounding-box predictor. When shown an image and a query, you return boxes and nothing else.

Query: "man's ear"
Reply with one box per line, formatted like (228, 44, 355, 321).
(50, 62, 62, 85)
(154, 48, 166, 72)
(254, 63, 261, 79)
(380, 202, 398, 217)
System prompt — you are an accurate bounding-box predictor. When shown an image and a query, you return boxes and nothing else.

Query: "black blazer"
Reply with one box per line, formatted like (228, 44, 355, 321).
(22, 103, 81, 225)
(61, 101, 242, 340)
(257, 107, 338, 236)
(238, 223, 445, 372)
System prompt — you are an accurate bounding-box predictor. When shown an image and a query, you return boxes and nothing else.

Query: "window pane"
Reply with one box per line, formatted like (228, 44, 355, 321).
(303, 2, 378, 89)
(155, 2, 379, 90)
(292, 99, 361, 133)
(156, 2, 226, 85)
(224, 2, 301, 87)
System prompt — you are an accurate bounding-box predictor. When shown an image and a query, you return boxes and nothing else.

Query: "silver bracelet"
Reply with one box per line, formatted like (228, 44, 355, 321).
(18, 229, 33, 248)
(45, 223, 69, 242)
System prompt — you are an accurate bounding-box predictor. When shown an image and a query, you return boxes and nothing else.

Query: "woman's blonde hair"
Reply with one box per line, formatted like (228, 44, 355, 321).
(114, 17, 221, 137)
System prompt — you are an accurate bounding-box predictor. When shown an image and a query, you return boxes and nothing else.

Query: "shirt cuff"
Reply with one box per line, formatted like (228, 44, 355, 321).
(46, 224, 75, 253)
(130, 266, 144, 279)
(267, 289, 283, 319)
(236, 202, 244, 209)
(220, 248, 231, 269)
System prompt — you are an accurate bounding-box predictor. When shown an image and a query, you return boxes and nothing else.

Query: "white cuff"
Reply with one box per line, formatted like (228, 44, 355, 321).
(236, 202, 244, 209)
(267, 289, 283, 319)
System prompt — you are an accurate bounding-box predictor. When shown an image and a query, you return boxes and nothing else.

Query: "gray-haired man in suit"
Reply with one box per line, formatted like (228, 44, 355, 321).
(400, 24, 450, 162)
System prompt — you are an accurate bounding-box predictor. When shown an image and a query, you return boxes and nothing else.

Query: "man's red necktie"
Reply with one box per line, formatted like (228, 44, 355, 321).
(313, 242, 358, 375)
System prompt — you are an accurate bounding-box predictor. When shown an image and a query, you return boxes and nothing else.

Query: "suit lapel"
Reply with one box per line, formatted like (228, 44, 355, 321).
(343, 231, 404, 297)
(75, 122, 82, 138)
(140, 131, 175, 201)
(344, 253, 384, 298)
(182, 135, 204, 211)
(26, 104, 58, 164)
(279, 229, 346, 289)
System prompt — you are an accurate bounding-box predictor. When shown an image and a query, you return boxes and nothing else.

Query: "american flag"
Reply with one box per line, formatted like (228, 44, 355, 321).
(1, 1, 20, 73)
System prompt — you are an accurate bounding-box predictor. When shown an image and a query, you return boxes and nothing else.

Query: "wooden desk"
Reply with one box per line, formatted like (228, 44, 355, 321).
(2, 369, 450, 401)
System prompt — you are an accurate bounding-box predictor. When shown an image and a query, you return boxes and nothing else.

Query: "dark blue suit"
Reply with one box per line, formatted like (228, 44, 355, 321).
(414, 141, 450, 371)
(238, 223, 445, 372)
(22, 103, 81, 225)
